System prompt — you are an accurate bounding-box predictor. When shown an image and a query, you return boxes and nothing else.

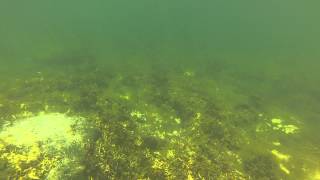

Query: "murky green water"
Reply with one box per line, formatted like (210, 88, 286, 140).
(0, 1, 320, 179)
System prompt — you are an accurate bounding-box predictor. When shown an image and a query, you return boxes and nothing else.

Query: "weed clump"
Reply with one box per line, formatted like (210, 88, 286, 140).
(243, 154, 279, 180)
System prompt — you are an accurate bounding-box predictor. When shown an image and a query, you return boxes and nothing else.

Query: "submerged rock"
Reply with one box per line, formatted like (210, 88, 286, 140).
(0, 112, 87, 179)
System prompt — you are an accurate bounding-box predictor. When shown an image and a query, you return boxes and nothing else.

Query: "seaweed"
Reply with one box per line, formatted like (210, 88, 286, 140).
(243, 154, 279, 180)
(0, 60, 308, 180)
(142, 136, 166, 151)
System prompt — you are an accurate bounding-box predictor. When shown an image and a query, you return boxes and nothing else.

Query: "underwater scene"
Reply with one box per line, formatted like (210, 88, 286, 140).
(0, 1, 320, 179)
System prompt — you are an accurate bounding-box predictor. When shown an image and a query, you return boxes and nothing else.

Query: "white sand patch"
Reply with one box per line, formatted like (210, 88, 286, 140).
(0, 112, 83, 147)
(0, 112, 86, 179)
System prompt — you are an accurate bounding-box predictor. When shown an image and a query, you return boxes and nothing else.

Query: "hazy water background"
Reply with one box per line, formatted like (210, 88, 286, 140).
(1, 1, 320, 64)
(0, 0, 320, 179)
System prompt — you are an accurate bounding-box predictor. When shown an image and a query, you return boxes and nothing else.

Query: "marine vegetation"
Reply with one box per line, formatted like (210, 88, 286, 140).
(0, 59, 319, 179)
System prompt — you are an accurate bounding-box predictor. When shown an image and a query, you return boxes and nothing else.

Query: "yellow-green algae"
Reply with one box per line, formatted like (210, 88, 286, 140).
(271, 149, 290, 161)
(270, 149, 291, 174)
(279, 163, 290, 174)
(271, 118, 299, 134)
